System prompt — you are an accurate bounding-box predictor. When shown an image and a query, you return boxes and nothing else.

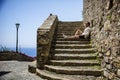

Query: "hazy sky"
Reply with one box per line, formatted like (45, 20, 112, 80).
(0, 0, 83, 48)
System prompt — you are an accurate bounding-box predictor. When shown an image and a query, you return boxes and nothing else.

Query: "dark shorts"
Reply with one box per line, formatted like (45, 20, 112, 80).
(79, 35, 85, 39)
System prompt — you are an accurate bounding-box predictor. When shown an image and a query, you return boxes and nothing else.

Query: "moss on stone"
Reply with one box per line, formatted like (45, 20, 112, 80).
(107, 14, 112, 20)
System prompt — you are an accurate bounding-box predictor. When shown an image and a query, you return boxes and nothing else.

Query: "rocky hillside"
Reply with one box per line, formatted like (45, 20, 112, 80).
(0, 51, 34, 61)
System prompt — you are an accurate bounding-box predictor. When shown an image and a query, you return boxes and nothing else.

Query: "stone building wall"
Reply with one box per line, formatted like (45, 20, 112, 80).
(83, 0, 120, 79)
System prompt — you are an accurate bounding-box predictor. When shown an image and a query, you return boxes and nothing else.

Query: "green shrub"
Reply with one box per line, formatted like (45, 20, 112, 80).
(0, 45, 11, 52)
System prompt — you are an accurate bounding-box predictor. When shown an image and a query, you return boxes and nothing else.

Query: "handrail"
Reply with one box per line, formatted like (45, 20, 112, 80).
(37, 14, 58, 69)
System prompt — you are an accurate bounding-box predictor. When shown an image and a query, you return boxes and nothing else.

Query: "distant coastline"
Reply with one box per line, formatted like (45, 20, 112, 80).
(9, 47, 36, 57)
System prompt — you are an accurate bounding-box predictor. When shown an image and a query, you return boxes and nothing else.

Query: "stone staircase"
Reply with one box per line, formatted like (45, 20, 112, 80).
(35, 22, 102, 80)
(29, 21, 102, 80)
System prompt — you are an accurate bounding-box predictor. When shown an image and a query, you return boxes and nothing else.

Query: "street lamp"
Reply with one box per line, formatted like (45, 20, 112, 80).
(16, 23, 20, 53)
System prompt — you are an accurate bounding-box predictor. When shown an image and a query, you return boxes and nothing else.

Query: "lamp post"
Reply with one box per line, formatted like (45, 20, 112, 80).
(16, 23, 20, 53)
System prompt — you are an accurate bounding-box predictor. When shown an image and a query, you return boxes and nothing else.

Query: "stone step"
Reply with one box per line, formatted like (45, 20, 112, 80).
(57, 26, 80, 29)
(57, 26, 81, 29)
(45, 65, 102, 76)
(50, 60, 100, 66)
(54, 48, 95, 54)
(52, 52, 95, 55)
(56, 34, 85, 38)
(55, 41, 90, 44)
(56, 35, 70, 38)
(36, 69, 102, 80)
(57, 29, 81, 31)
(57, 31, 75, 33)
(56, 38, 90, 41)
(56, 36, 73, 38)
(56, 33, 73, 35)
(57, 28, 76, 31)
(54, 44, 92, 49)
(36, 69, 65, 80)
(53, 53, 97, 60)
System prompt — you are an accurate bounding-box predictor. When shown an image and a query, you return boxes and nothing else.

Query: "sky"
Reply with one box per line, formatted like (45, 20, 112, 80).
(0, 0, 83, 48)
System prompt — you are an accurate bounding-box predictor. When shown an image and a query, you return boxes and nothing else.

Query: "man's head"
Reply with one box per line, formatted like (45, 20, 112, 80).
(84, 22, 90, 27)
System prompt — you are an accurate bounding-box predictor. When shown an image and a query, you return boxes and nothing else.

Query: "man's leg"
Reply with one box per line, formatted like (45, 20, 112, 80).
(74, 29, 82, 35)
(63, 35, 79, 39)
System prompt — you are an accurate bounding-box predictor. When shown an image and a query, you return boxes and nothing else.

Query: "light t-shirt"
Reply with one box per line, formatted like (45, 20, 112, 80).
(82, 27, 91, 38)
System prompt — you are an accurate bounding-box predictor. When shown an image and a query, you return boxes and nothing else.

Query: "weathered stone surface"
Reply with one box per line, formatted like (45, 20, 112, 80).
(28, 61, 36, 73)
(101, 60, 106, 68)
(99, 53, 103, 58)
(105, 50, 111, 56)
(103, 69, 109, 78)
(114, 77, 120, 80)
(106, 64, 112, 70)
(112, 58, 120, 69)
(104, 20, 112, 31)
(104, 56, 109, 63)
(37, 15, 58, 69)
(117, 69, 120, 77)
(38, 30, 48, 35)
(38, 38, 49, 45)
(103, 69, 114, 79)
(83, 0, 120, 79)
(118, 19, 120, 25)
(106, 0, 113, 10)
(111, 47, 120, 57)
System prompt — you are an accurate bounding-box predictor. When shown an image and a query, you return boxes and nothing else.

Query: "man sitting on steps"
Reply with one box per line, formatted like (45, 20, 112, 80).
(63, 22, 91, 39)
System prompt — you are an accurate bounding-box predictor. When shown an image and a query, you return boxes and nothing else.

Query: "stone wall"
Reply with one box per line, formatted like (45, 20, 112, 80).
(0, 52, 34, 61)
(37, 14, 58, 69)
(83, 0, 120, 79)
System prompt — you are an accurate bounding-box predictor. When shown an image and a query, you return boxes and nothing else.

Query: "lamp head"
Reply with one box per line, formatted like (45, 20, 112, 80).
(16, 23, 20, 28)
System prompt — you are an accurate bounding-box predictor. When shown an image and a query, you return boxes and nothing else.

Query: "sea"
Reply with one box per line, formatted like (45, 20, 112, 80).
(9, 47, 36, 57)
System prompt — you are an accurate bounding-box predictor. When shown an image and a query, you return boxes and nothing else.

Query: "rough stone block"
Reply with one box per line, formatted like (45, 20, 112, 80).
(114, 77, 120, 80)
(117, 69, 120, 77)
(99, 53, 103, 58)
(101, 60, 106, 68)
(111, 39, 120, 47)
(38, 38, 49, 45)
(106, 0, 110, 10)
(104, 56, 109, 63)
(103, 69, 114, 79)
(105, 50, 111, 56)
(106, 64, 112, 70)
(28, 65, 36, 73)
(111, 48, 117, 57)
(103, 69, 109, 78)
(118, 20, 120, 26)
(112, 58, 120, 68)
(104, 20, 112, 31)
